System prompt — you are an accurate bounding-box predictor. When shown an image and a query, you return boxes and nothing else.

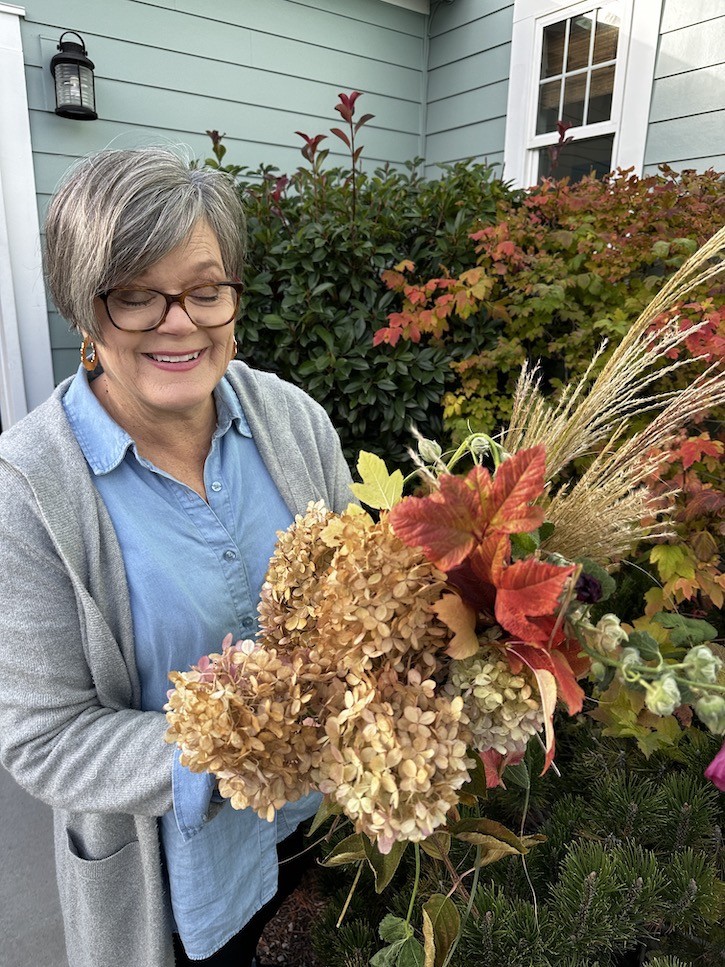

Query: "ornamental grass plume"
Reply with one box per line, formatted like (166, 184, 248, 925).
(501, 225, 725, 563)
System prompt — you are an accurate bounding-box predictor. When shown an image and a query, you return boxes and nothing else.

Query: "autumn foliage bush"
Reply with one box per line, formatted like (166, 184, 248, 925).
(377, 166, 725, 439)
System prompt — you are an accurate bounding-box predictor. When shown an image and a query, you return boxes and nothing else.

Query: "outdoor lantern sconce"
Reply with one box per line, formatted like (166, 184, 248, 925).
(50, 31, 98, 120)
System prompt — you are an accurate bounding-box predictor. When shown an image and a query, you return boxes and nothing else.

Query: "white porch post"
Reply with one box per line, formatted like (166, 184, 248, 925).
(0, 3, 53, 429)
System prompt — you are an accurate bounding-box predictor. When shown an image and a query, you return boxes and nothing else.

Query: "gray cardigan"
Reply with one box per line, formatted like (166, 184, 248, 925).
(0, 361, 353, 967)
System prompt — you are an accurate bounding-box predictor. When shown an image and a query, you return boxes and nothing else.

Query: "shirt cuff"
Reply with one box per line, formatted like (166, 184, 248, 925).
(172, 749, 217, 842)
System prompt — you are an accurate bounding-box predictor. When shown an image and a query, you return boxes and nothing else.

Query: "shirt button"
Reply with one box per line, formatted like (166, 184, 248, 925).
(223, 549, 237, 561)
(211, 481, 222, 492)
(242, 616, 254, 629)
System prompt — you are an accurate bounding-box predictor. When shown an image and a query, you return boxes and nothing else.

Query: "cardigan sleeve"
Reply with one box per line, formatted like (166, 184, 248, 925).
(0, 463, 175, 817)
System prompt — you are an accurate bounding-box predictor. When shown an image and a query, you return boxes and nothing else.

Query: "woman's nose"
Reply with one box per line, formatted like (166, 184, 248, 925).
(157, 299, 198, 333)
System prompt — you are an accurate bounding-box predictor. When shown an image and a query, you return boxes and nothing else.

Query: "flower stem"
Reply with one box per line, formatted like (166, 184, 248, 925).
(337, 861, 363, 929)
(441, 846, 482, 967)
(406, 842, 422, 927)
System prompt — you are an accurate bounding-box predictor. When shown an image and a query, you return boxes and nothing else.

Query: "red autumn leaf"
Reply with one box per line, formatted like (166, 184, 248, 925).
(679, 434, 722, 470)
(390, 470, 491, 571)
(354, 112, 375, 133)
(495, 557, 576, 643)
(480, 748, 525, 789)
(488, 446, 547, 533)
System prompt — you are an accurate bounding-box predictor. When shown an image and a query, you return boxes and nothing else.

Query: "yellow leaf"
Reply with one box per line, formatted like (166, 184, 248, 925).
(432, 593, 479, 659)
(349, 451, 404, 510)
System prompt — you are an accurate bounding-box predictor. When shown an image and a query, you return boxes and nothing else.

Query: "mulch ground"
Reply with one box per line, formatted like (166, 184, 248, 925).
(257, 865, 327, 967)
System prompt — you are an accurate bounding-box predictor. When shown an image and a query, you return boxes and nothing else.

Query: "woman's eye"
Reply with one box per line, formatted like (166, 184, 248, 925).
(188, 286, 221, 304)
(112, 289, 155, 308)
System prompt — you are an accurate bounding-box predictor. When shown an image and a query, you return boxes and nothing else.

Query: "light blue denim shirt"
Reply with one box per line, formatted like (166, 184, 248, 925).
(63, 366, 321, 959)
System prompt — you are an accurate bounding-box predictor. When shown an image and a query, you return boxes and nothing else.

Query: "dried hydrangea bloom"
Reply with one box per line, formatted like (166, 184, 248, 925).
(311, 512, 450, 677)
(165, 640, 324, 821)
(258, 501, 336, 652)
(316, 668, 473, 853)
(446, 645, 544, 756)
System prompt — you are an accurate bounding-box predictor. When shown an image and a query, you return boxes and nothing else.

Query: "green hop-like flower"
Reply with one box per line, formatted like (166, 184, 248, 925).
(682, 644, 722, 684)
(695, 693, 725, 734)
(644, 674, 681, 717)
(417, 437, 443, 465)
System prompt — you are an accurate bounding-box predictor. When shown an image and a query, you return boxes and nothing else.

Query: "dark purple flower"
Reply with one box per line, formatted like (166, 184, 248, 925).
(575, 573, 603, 603)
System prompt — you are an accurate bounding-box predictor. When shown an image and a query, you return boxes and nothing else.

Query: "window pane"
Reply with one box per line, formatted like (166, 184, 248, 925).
(541, 20, 567, 77)
(588, 65, 615, 122)
(567, 14, 594, 71)
(538, 133, 615, 182)
(561, 73, 587, 127)
(537, 78, 561, 134)
(594, 9, 620, 63)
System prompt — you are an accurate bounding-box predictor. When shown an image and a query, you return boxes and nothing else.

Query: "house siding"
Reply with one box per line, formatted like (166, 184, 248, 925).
(18, 0, 426, 381)
(644, 0, 725, 173)
(425, 0, 513, 177)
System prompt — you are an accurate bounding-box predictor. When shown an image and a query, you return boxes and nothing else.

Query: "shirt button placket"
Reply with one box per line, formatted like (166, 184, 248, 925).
(223, 549, 236, 562)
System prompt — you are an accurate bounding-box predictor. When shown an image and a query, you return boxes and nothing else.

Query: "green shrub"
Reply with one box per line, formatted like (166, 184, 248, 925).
(203, 104, 515, 464)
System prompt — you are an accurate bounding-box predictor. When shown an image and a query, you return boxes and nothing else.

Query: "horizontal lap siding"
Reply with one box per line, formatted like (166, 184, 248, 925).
(425, 0, 513, 177)
(643, 0, 725, 173)
(19, 0, 426, 381)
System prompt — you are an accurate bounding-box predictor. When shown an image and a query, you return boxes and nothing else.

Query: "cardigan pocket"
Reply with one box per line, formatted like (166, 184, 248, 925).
(65, 829, 141, 878)
(60, 831, 148, 967)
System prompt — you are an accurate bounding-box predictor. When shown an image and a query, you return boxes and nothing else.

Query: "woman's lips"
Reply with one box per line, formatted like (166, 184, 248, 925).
(143, 348, 206, 371)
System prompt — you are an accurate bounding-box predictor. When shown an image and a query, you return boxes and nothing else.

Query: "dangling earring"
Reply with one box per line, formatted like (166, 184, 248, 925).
(80, 336, 97, 371)
(232, 338, 238, 358)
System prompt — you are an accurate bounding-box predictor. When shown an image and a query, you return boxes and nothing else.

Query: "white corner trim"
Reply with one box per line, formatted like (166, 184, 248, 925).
(0, 175, 28, 425)
(617, 0, 662, 172)
(378, 0, 430, 13)
(0, 6, 53, 426)
(0, 4, 26, 16)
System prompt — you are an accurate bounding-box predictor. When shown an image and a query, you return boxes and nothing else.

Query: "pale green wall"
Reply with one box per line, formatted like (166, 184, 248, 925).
(424, 0, 513, 177)
(644, 0, 725, 173)
(19, 0, 427, 381)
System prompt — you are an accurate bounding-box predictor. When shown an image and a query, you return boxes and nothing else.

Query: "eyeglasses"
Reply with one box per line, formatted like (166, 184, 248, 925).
(98, 282, 244, 332)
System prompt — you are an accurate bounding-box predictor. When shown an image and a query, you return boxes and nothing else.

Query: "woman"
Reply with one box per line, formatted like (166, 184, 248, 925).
(0, 148, 353, 967)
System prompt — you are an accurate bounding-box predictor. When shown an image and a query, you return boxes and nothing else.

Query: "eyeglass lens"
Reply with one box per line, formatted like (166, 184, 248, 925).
(105, 284, 238, 330)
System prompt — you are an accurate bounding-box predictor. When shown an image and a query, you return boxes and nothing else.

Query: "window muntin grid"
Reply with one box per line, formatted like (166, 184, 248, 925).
(536, 4, 621, 136)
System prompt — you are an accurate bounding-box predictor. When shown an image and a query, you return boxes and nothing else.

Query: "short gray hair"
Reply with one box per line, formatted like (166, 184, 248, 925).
(44, 147, 246, 340)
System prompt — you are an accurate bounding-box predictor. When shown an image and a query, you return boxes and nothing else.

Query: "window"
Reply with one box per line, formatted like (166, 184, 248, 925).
(504, 0, 663, 188)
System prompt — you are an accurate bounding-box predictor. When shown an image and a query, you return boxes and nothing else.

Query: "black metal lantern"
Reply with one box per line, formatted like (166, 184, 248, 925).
(50, 31, 98, 120)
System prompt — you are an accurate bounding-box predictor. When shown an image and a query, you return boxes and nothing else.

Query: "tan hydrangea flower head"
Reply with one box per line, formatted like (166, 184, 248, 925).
(311, 511, 451, 678)
(165, 639, 324, 821)
(316, 668, 474, 854)
(258, 500, 336, 653)
(446, 644, 544, 756)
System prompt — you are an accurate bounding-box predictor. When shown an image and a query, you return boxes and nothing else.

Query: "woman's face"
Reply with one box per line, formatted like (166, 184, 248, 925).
(89, 221, 236, 430)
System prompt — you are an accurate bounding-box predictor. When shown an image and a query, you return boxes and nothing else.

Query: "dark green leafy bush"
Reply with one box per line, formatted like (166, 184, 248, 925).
(204, 109, 515, 464)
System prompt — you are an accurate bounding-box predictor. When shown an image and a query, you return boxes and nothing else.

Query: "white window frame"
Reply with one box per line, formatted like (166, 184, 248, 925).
(0, 3, 53, 430)
(504, 0, 663, 188)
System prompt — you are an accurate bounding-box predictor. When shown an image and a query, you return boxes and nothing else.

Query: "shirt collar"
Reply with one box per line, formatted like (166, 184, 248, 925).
(63, 365, 251, 477)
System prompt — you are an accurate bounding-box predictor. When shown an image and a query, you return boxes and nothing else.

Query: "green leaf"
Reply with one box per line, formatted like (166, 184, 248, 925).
(510, 531, 539, 559)
(349, 450, 404, 509)
(364, 838, 407, 893)
(308, 797, 342, 836)
(652, 612, 717, 648)
(539, 521, 555, 542)
(626, 630, 661, 661)
(448, 818, 528, 864)
(370, 943, 403, 967)
(398, 937, 425, 967)
(379, 914, 413, 944)
(503, 761, 530, 790)
(650, 545, 695, 582)
(422, 894, 460, 967)
(321, 833, 366, 867)
(458, 752, 488, 801)
(419, 832, 451, 861)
